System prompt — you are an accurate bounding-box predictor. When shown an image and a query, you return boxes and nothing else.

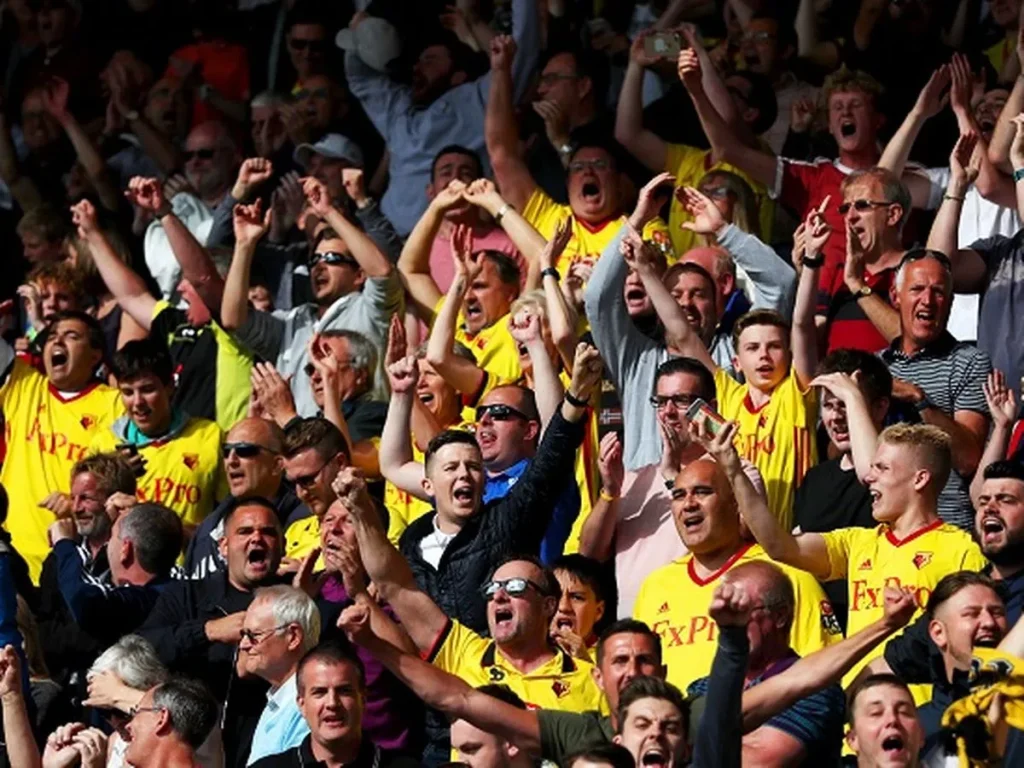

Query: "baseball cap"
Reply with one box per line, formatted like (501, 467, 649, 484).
(294, 133, 364, 169)
(335, 16, 401, 73)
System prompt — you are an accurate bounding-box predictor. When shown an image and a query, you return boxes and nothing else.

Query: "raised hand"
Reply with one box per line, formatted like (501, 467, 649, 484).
(629, 31, 660, 68)
(489, 34, 516, 71)
(384, 314, 407, 370)
(337, 602, 372, 645)
(508, 307, 541, 345)
(689, 418, 741, 477)
(809, 371, 863, 405)
(163, 173, 196, 202)
(708, 581, 752, 627)
(619, 226, 660, 276)
(233, 157, 274, 201)
(844, 220, 868, 293)
(657, 414, 687, 480)
(567, 343, 603, 404)
(676, 48, 702, 93)
(803, 196, 832, 258)
(532, 99, 570, 149)
(950, 131, 980, 189)
(300, 176, 334, 218)
(984, 369, 1018, 429)
(250, 362, 297, 425)
(0, 645, 21, 701)
(342, 168, 368, 207)
(881, 587, 917, 630)
(293, 546, 328, 598)
(42, 723, 87, 768)
(232, 199, 272, 246)
(72, 728, 108, 768)
(104, 492, 137, 523)
(948, 53, 974, 118)
(678, 186, 726, 235)
(792, 222, 808, 275)
(47, 517, 76, 547)
(330, 467, 374, 520)
(125, 176, 168, 215)
(1011, 114, 1024, 171)
(387, 354, 420, 395)
(41, 77, 71, 122)
(597, 431, 624, 497)
(912, 64, 950, 119)
(269, 171, 305, 241)
(540, 216, 573, 271)
(790, 97, 815, 134)
(433, 179, 469, 211)
(17, 283, 42, 329)
(451, 225, 482, 283)
(39, 492, 73, 518)
(629, 172, 674, 230)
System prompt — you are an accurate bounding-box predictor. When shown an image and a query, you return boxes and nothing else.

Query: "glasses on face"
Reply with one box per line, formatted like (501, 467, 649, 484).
(290, 454, 336, 489)
(838, 199, 892, 215)
(743, 31, 775, 43)
(475, 403, 531, 423)
(898, 248, 952, 271)
(481, 577, 546, 600)
(239, 624, 292, 645)
(309, 251, 359, 269)
(650, 394, 698, 410)
(128, 705, 164, 720)
(539, 72, 579, 86)
(221, 441, 278, 460)
(699, 186, 732, 200)
(569, 159, 610, 174)
(184, 148, 216, 162)
(304, 359, 354, 377)
(288, 38, 326, 52)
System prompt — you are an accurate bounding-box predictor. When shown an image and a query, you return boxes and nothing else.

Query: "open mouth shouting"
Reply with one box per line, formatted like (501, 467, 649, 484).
(553, 613, 576, 633)
(452, 482, 475, 508)
(639, 744, 669, 767)
(581, 181, 601, 202)
(839, 119, 857, 138)
(493, 606, 514, 631)
(879, 732, 909, 762)
(245, 545, 272, 576)
(48, 345, 70, 372)
(979, 514, 1006, 547)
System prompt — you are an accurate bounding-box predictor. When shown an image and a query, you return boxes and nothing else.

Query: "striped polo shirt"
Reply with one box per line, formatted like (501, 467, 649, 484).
(880, 332, 992, 530)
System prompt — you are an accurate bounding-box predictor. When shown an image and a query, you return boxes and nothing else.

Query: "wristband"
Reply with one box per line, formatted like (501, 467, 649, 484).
(558, 143, 574, 156)
(942, 194, 964, 202)
(495, 203, 511, 224)
(801, 255, 824, 268)
(564, 390, 588, 408)
(1015, 168, 1024, 183)
(541, 267, 560, 282)
(599, 488, 618, 502)
(914, 394, 932, 413)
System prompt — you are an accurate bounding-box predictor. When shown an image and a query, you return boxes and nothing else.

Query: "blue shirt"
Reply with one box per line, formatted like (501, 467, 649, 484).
(246, 674, 309, 766)
(484, 458, 580, 564)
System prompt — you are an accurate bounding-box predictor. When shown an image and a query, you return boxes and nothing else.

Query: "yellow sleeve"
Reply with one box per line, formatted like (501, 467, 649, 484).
(632, 571, 658, 622)
(428, 619, 490, 675)
(521, 188, 564, 239)
(959, 539, 989, 571)
(820, 528, 858, 581)
(0, 357, 33, 409)
(664, 143, 702, 178)
(786, 565, 844, 651)
(713, 367, 746, 418)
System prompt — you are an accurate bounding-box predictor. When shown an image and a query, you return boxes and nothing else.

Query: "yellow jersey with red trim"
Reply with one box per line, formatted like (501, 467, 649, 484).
(521, 188, 674, 276)
(554, 370, 600, 555)
(88, 416, 226, 529)
(633, 542, 841, 692)
(714, 367, 816, 531)
(0, 360, 123, 582)
(431, 297, 522, 392)
(428, 618, 604, 713)
(821, 521, 987, 688)
(665, 144, 775, 256)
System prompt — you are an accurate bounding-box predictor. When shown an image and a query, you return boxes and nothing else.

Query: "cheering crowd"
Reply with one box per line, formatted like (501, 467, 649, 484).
(4, 0, 1024, 766)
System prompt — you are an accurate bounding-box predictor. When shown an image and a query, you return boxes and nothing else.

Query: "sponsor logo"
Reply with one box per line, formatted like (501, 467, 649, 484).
(651, 616, 717, 647)
(858, 559, 872, 571)
(488, 667, 506, 682)
(79, 414, 96, 430)
(658, 602, 670, 614)
(137, 478, 203, 506)
(851, 577, 931, 611)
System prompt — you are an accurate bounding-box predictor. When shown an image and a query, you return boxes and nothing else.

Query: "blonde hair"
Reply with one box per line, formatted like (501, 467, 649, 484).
(698, 170, 760, 240)
(878, 423, 952, 490)
(821, 66, 884, 110)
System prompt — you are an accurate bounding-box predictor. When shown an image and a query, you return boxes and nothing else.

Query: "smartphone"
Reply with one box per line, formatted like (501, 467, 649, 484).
(644, 32, 681, 60)
(685, 398, 726, 436)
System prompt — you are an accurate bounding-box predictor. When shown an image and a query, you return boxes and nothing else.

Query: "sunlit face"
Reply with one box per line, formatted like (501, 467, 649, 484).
(119, 373, 174, 438)
(298, 659, 365, 748)
(863, 442, 919, 524)
(451, 719, 515, 768)
(551, 569, 604, 641)
(732, 324, 789, 392)
(320, 500, 357, 560)
(475, 387, 538, 469)
(930, 585, 1006, 673)
(976, 478, 1024, 565)
(671, 460, 738, 553)
(283, 448, 343, 519)
(123, 688, 163, 767)
(485, 560, 555, 646)
(893, 259, 950, 349)
(567, 147, 620, 224)
(820, 388, 852, 453)
(310, 237, 363, 305)
(223, 421, 282, 498)
(828, 88, 881, 155)
(70, 471, 112, 541)
(613, 697, 687, 768)
(37, 279, 77, 318)
(593, 633, 663, 713)
(843, 177, 900, 254)
(415, 358, 461, 425)
(462, 257, 517, 335)
(623, 269, 653, 318)
(846, 684, 924, 768)
(423, 442, 484, 522)
(43, 318, 102, 391)
(218, 504, 283, 590)
(666, 271, 716, 341)
(240, 597, 298, 679)
(653, 371, 704, 443)
(287, 23, 328, 80)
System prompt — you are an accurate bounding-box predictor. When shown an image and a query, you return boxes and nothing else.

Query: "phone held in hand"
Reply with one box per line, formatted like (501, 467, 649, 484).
(685, 398, 726, 436)
(644, 32, 681, 60)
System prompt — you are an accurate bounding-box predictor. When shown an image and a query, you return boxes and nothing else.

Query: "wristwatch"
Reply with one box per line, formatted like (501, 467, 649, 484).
(801, 255, 824, 268)
(541, 267, 560, 281)
(914, 394, 932, 413)
(855, 285, 872, 298)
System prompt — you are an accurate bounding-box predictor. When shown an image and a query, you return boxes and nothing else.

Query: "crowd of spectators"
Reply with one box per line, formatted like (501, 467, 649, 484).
(3, 0, 1024, 767)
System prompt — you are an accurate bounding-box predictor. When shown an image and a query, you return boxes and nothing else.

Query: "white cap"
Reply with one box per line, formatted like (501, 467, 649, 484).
(335, 16, 401, 73)
(293, 133, 364, 169)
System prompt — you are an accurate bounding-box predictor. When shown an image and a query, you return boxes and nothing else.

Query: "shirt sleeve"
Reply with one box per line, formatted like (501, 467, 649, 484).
(716, 224, 796, 314)
(883, 614, 938, 683)
(761, 685, 845, 752)
(951, 349, 992, 414)
(820, 528, 856, 581)
(785, 565, 842, 653)
(230, 309, 287, 362)
(359, 270, 404, 317)
(537, 711, 605, 765)
(521, 188, 560, 239)
(344, 50, 413, 140)
(426, 619, 489, 674)
(355, 199, 404, 264)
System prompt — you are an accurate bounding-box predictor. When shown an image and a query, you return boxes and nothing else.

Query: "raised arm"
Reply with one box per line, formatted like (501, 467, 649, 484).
(107, 60, 181, 174)
(510, 308, 563, 431)
(70, 200, 157, 330)
(220, 200, 272, 331)
(971, 370, 1017, 504)
(677, 48, 777, 189)
(0, 646, 38, 768)
(989, 22, 1024, 173)
(843, 221, 901, 343)
(792, 200, 831, 388)
(332, 468, 449, 654)
(698, 422, 831, 579)
(463, 179, 547, 290)
(809, 372, 879, 482)
(578, 432, 623, 562)
(535, 217, 578, 368)
(615, 36, 669, 172)
(485, 35, 536, 210)
(301, 177, 392, 278)
(380, 349, 431, 501)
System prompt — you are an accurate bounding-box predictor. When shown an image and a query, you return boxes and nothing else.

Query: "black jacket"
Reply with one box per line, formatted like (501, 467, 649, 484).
(250, 735, 421, 768)
(397, 408, 585, 633)
(137, 570, 275, 768)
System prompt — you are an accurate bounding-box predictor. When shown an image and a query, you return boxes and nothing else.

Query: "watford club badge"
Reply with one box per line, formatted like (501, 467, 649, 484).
(912, 552, 933, 570)
(182, 453, 200, 470)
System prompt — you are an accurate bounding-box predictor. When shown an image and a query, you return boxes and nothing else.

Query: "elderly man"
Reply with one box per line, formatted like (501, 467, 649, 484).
(123, 678, 220, 768)
(243, 586, 322, 765)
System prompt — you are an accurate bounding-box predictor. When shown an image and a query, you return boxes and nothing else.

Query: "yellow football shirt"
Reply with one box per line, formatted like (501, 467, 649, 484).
(714, 367, 816, 531)
(428, 618, 605, 713)
(430, 297, 522, 392)
(521, 189, 674, 277)
(88, 416, 226, 529)
(664, 144, 775, 256)
(821, 521, 987, 688)
(0, 360, 123, 582)
(633, 543, 841, 692)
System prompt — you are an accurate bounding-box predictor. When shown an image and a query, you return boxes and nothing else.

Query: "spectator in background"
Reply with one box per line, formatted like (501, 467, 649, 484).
(122, 677, 220, 768)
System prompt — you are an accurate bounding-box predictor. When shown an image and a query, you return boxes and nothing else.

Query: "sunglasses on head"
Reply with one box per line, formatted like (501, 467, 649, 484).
(838, 199, 892, 215)
(309, 251, 359, 269)
(184, 148, 216, 162)
(898, 248, 952, 271)
(475, 403, 531, 423)
(221, 441, 277, 460)
(481, 577, 546, 600)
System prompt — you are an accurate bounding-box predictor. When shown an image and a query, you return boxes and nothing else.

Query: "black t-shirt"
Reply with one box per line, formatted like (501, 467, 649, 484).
(793, 458, 875, 633)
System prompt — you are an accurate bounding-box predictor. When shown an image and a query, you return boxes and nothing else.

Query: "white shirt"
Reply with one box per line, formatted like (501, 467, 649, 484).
(418, 515, 457, 569)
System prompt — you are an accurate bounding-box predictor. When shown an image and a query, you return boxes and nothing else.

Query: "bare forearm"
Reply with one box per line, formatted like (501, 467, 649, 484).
(357, 593, 418, 654)
(425, 279, 467, 375)
(791, 265, 820, 386)
(637, 269, 698, 356)
(855, 294, 901, 342)
(919, 407, 983, 474)
(615, 62, 667, 171)
(990, 76, 1024, 172)
(324, 207, 391, 278)
(322, 384, 355, 455)
(542, 273, 577, 366)
(845, 397, 880, 482)
(878, 109, 927, 176)
(1, 693, 40, 768)
(83, 231, 156, 329)
(927, 176, 970, 257)
(162, 212, 224, 311)
(526, 340, 563, 432)
(127, 115, 181, 174)
(485, 65, 518, 169)
(971, 423, 1012, 504)
(380, 393, 417, 481)
(730, 465, 800, 563)
(578, 497, 617, 562)
(221, 242, 256, 330)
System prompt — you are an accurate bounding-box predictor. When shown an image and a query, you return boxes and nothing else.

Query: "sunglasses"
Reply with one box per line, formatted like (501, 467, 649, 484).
(304, 358, 354, 377)
(184, 148, 216, 162)
(699, 186, 731, 200)
(221, 441, 277, 460)
(481, 577, 546, 600)
(290, 453, 337, 489)
(898, 248, 952, 270)
(309, 251, 359, 269)
(649, 394, 698, 410)
(240, 624, 292, 645)
(475, 403, 531, 423)
(838, 199, 892, 215)
(288, 38, 326, 52)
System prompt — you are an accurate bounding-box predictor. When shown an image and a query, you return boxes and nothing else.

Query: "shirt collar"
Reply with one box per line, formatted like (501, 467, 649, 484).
(883, 331, 957, 361)
(267, 673, 299, 711)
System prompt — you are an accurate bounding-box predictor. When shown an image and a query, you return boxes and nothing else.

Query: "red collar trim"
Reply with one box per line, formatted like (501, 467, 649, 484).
(688, 543, 753, 587)
(885, 519, 942, 547)
(577, 217, 613, 234)
(47, 381, 100, 403)
(742, 393, 770, 414)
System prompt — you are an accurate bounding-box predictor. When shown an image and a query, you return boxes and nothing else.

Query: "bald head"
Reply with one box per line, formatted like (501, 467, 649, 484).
(725, 560, 795, 637)
(228, 418, 285, 453)
(224, 419, 285, 499)
(671, 459, 740, 554)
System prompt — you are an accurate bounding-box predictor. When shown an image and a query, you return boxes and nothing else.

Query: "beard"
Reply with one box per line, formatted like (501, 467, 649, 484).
(983, 531, 1024, 569)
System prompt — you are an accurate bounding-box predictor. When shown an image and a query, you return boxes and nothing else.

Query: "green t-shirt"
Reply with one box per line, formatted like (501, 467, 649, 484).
(537, 710, 614, 765)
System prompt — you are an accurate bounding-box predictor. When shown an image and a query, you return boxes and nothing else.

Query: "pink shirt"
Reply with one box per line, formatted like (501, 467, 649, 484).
(614, 456, 766, 618)
(429, 225, 522, 293)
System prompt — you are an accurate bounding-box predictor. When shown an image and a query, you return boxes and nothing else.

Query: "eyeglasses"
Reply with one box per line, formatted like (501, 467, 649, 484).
(221, 442, 278, 460)
(481, 577, 546, 600)
(699, 186, 732, 200)
(290, 453, 337, 489)
(742, 31, 775, 42)
(239, 624, 292, 645)
(309, 251, 359, 269)
(539, 72, 580, 86)
(184, 148, 216, 162)
(650, 394, 698, 410)
(838, 199, 893, 215)
(128, 705, 165, 720)
(288, 38, 326, 52)
(475, 403, 532, 423)
(898, 248, 952, 271)
(304, 359, 354, 377)
(569, 159, 610, 174)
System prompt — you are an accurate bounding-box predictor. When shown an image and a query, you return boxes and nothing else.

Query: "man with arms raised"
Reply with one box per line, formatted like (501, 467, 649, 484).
(0, 311, 122, 582)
